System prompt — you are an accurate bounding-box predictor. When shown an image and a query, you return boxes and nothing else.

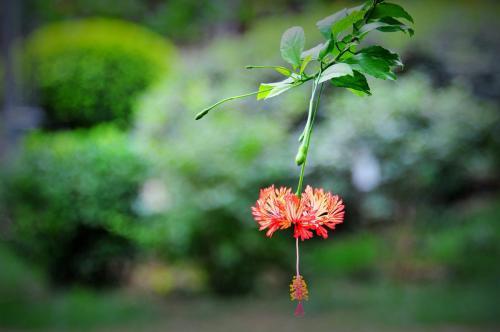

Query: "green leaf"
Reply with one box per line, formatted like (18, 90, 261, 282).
(301, 42, 327, 60)
(331, 9, 365, 38)
(343, 46, 402, 80)
(358, 21, 390, 36)
(257, 77, 298, 100)
(359, 46, 402, 66)
(318, 63, 353, 84)
(302, 40, 335, 60)
(376, 17, 414, 36)
(331, 70, 371, 96)
(370, 2, 414, 23)
(329, 38, 351, 59)
(319, 39, 335, 59)
(280, 26, 305, 69)
(359, 17, 414, 37)
(316, 5, 364, 39)
(300, 55, 312, 74)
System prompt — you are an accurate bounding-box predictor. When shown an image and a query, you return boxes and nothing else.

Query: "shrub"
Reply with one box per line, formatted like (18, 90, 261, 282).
(423, 200, 500, 281)
(23, 18, 176, 128)
(2, 125, 147, 285)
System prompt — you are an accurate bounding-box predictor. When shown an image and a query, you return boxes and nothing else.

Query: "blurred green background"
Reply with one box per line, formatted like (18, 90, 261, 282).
(0, 0, 499, 331)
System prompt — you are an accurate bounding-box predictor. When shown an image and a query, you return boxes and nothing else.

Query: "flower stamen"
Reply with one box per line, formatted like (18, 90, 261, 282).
(290, 275, 308, 301)
(290, 275, 308, 317)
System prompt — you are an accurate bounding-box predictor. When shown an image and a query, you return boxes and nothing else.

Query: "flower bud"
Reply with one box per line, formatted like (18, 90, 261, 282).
(295, 143, 307, 165)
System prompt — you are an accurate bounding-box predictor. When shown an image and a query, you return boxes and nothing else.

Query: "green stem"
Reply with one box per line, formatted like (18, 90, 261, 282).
(296, 159, 307, 197)
(295, 79, 325, 197)
(195, 89, 269, 120)
(245, 65, 291, 75)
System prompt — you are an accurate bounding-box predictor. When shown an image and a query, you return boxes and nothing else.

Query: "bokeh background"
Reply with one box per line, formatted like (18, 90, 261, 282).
(0, 0, 499, 331)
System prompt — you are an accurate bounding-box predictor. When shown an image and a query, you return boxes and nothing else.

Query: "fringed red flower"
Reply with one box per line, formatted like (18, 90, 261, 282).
(252, 184, 345, 316)
(252, 185, 345, 241)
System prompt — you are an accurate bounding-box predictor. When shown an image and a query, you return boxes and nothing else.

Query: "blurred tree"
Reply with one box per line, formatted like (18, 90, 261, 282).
(23, 18, 176, 128)
(2, 125, 147, 286)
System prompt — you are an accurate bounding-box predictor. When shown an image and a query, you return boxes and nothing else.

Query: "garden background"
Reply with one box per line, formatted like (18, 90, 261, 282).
(0, 0, 499, 331)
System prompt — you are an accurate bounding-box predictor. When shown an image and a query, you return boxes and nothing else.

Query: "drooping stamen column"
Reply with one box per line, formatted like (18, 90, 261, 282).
(294, 236, 304, 316)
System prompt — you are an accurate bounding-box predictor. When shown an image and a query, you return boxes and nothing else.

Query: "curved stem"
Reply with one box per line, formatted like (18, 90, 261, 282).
(195, 89, 269, 120)
(295, 81, 325, 196)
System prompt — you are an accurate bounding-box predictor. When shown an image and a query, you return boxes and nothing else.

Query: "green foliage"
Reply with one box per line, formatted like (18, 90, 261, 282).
(257, 77, 298, 100)
(331, 70, 371, 95)
(2, 126, 147, 285)
(189, 209, 289, 295)
(23, 18, 176, 128)
(195, 0, 414, 185)
(318, 63, 353, 83)
(316, 4, 365, 39)
(280, 26, 305, 69)
(307, 233, 384, 278)
(422, 201, 500, 281)
(196, 0, 414, 120)
(0, 249, 153, 330)
(307, 198, 500, 283)
(321, 5, 366, 39)
(0, 244, 152, 329)
(370, 2, 414, 23)
(343, 46, 402, 80)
